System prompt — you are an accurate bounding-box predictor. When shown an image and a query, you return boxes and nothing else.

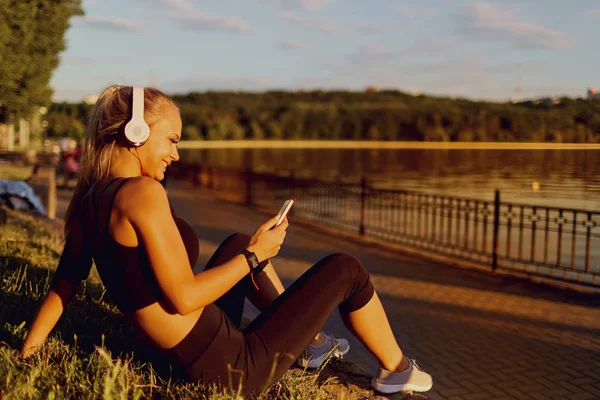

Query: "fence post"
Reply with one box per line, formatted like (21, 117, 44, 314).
(245, 167, 253, 206)
(359, 177, 367, 236)
(492, 189, 500, 271)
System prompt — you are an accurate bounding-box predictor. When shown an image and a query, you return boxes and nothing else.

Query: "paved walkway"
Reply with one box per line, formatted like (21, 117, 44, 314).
(57, 183, 600, 400)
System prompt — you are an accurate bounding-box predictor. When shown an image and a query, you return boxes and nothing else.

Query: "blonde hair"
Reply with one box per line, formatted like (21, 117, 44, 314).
(64, 85, 178, 236)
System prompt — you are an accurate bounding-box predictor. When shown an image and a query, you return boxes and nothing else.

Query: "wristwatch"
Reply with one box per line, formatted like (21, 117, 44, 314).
(239, 249, 268, 275)
(239, 249, 259, 272)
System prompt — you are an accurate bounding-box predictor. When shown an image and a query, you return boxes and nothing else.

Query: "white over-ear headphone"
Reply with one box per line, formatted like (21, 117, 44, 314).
(124, 86, 150, 147)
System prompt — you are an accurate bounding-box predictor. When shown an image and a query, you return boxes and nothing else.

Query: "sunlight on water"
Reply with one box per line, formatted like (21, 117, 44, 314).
(180, 148, 600, 211)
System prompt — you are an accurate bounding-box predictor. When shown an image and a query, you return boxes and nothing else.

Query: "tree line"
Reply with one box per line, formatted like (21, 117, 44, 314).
(0, 0, 82, 123)
(1, 2, 599, 144)
(45, 90, 600, 143)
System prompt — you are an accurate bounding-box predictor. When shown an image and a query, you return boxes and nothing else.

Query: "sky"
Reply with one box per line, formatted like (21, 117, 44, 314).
(50, 0, 600, 102)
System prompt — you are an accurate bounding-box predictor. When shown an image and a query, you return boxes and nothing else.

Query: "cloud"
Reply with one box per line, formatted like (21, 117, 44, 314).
(351, 6, 441, 36)
(346, 36, 456, 66)
(458, 2, 569, 50)
(316, 34, 562, 101)
(52, 87, 97, 102)
(280, 40, 310, 49)
(144, 0, 252, 34)
(164, 75, 277, 93)
(281, 11, 344, 36)
(584, 10, 600, 20)
(311, 56, 566, 101)
(158, 0, 194, 13)
(395, 6, 441, 19)
(267, 0, 332, 11)
(352, 21, 394, 35)
(60, 55, 121, 65)
(177, 13, 253, 33)
(73, 16, 143, 32)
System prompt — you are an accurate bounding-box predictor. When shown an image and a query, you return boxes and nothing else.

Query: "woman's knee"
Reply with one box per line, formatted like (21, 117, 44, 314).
(222, 233, 251, 252)
(322, 254, 374, 313)
(320, 253, 368, 279)
(208, 233, 251, 265)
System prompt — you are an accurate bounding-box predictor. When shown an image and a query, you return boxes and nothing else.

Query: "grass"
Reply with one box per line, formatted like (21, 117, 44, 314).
(0, 208, 342, 399)
(0, 164, 34, 181)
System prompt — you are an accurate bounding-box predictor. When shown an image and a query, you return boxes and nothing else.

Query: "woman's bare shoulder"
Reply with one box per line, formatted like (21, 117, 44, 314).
(113, 177, 169, 216)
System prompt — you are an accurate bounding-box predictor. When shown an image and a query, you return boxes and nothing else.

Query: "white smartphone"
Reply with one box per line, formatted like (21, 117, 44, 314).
(272, 199, 294, 229)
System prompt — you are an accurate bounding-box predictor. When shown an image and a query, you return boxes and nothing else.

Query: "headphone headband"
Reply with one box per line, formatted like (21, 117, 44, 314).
(132, 87, 144, 123)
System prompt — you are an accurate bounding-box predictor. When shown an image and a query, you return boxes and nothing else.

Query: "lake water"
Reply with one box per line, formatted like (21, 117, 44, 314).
(179, 148, 600, 211)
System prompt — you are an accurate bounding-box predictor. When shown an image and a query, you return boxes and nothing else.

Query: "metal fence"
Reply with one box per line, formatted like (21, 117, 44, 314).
(170, 163, 600, 288)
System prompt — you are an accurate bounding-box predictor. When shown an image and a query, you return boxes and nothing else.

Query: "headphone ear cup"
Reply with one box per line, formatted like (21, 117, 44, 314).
(124, 119, 150, 147)
(124, 86, 150, 147)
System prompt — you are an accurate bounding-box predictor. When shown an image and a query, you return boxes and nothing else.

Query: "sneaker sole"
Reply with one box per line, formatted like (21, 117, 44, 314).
(297, 344, 350, 369)
(371, 380, 433, 394)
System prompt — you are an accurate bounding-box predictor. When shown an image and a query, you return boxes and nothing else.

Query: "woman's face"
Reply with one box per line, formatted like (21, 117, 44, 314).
(142, 105, 182, 181)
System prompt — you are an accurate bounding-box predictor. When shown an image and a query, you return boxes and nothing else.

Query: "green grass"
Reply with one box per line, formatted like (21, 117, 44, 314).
(0, 165, 35, 181)
(0, 208, 341, 399)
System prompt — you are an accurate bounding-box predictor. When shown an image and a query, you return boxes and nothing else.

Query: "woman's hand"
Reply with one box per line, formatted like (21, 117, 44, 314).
(19, 340, 41, 359)
(247, 216, 289, 262)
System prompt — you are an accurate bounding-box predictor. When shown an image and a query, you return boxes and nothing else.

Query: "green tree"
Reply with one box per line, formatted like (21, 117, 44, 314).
(183, 125, 202, 140)
(248, 120, 265, 139)
(375, 109, 397, 141)
(67, 119, 85, 139)
(0, 0, 83, 120)
(456, 129, 474, 142)
(0, 1, 36, 122)
(227, 119, 245, 140)
(179, 103, 204, 127)
(36, 87, 600, 144)
(265, 120, 283, 139)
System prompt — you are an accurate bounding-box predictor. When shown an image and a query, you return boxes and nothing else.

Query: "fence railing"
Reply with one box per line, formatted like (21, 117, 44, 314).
(170, 163, 600, 288)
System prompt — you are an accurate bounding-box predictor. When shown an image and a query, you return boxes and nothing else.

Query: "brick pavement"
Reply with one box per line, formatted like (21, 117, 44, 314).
(58, 183, 600, 399)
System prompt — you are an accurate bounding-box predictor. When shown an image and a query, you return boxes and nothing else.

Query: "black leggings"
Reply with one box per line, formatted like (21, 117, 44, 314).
(168, 233, 375, 396)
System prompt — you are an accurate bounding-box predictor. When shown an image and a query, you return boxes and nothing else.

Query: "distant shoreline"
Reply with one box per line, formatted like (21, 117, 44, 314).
(178, 140, 600, 150)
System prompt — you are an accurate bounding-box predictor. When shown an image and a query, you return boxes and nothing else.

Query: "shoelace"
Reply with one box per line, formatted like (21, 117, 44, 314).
(301, 332, 335, 359)
(305, 332, 341, 353)
(321, 332, 342, 352)
(411, 359, 424, 372)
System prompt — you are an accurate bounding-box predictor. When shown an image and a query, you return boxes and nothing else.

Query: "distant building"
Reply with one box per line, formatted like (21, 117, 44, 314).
(365, 86, 379, 93)
(588, 87, 600, 100)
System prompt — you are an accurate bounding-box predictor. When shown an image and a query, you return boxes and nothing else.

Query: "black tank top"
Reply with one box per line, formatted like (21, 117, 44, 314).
(51, 177, 199, 313)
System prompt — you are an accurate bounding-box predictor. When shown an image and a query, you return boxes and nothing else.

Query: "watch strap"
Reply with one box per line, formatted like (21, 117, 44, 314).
(254, 260, 269, 275)
(239, 249, 259, 272)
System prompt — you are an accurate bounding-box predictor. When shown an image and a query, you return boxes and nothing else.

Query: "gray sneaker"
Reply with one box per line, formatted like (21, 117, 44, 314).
(371, 359, 433, 393)
(296, 331, 350, 369)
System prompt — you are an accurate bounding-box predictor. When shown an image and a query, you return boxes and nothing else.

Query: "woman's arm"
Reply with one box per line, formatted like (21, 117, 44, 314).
(21, 218, 93, 357)
(20, 278, 79, 356)
(124, 178, 288, 316)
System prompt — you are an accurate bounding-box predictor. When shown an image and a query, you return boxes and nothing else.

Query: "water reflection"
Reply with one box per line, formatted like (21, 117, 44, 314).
(179, 149, 600, 210)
